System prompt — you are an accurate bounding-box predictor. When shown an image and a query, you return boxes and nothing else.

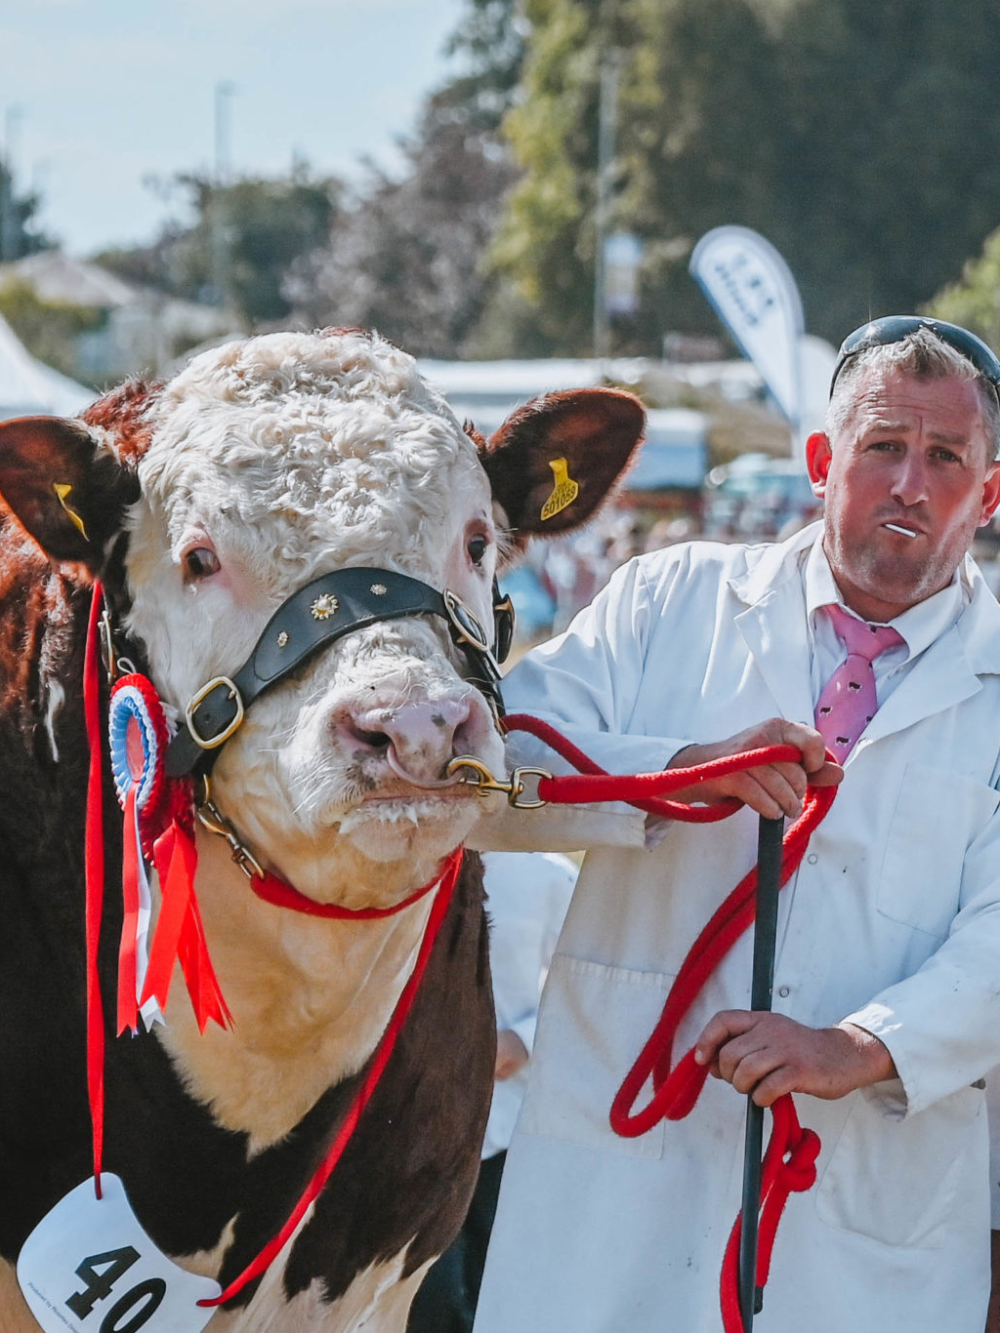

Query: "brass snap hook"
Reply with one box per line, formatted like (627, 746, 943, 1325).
(445, 756, 551, 809)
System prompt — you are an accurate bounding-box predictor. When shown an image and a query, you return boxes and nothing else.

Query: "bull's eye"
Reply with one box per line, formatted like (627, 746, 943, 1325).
(467, 535, 489, 567)
(183, 547, 221, 580)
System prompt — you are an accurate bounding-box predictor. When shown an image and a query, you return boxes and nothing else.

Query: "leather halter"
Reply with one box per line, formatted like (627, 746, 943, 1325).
(165, 566, 513, 779)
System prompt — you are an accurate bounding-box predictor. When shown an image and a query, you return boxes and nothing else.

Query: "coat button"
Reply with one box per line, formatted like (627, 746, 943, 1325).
(778, 985, 791, 998)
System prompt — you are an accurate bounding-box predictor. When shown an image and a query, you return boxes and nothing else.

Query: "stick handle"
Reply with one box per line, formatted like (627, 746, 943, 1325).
(738, 814, 784, 1330)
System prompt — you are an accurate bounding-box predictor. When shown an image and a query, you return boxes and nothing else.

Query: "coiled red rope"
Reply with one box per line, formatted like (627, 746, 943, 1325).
(502, 713, 837, 1333)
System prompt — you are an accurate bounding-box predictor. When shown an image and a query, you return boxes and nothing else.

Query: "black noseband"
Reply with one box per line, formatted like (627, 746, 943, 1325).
(165, 566, 511, 780)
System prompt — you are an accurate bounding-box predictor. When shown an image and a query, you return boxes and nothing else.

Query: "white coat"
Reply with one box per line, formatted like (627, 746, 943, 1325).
(472, 523, 1000, 1333)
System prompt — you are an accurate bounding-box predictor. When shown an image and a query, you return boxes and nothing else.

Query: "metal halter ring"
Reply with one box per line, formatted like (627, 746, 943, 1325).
(443, 590, 493, 655)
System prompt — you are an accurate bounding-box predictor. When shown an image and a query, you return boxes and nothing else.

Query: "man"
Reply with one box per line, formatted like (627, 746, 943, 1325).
(472, 317, 1000, 1333)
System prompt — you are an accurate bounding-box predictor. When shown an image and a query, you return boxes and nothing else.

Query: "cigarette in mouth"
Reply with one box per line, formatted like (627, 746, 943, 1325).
(884, 522, 917, 538)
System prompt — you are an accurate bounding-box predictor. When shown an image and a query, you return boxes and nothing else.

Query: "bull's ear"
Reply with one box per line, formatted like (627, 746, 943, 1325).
(480, 389, 644, 553)
(0, 415, 140, 567)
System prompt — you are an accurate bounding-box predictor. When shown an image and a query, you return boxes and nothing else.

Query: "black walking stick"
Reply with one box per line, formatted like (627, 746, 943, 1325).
(737, 813, 785, 1331)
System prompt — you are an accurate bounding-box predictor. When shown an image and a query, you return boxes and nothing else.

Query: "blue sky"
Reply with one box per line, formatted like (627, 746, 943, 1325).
(2, 0, 465, 256)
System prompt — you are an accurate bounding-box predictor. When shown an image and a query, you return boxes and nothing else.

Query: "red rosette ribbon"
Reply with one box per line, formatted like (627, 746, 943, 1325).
(109, 673, 229, 1034)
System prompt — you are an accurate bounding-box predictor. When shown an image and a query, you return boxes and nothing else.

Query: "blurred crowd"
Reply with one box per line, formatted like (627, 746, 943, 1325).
(506, 457, 1000, 652)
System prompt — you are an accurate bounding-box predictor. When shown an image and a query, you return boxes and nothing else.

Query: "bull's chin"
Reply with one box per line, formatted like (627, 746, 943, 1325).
(337, 792, 482, 866)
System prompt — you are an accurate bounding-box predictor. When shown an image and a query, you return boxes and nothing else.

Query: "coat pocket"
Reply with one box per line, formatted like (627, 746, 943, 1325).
(518, 954, 676, 1160)
(815, 1083, 985, 1248)
(877, 763, 1000, 938)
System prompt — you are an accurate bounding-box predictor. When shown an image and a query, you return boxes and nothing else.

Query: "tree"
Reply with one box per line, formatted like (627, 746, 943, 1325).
(923, 228, 1000, 350)
(97, 167, 340, 328)
(293, 0, 531, 358)
(491, 0, 1000, 352)
(0, 159, 54, 262)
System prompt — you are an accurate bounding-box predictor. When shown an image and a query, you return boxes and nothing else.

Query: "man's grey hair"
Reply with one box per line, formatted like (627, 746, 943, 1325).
(826, 327, 1000, 460)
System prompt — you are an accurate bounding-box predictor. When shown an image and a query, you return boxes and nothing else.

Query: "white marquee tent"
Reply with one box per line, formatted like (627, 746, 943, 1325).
(0, 312, 94, 420)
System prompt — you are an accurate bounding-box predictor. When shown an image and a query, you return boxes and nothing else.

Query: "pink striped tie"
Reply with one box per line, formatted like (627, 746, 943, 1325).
(814, 605, 904, 763)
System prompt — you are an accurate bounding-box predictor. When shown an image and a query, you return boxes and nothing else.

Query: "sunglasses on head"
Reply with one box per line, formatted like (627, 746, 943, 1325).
(830, 316, 1000, 405)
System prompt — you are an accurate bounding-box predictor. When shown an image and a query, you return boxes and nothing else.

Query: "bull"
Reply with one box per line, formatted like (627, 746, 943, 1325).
(0, 328, 643, 1331)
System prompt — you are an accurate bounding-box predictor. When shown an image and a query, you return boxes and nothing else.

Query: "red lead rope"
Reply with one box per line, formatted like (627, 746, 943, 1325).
(502, 713, 837, 1333)
(81, 587, 463, 1306)
(198, 846, 464, 1307)
(81, 582, 832, 1321)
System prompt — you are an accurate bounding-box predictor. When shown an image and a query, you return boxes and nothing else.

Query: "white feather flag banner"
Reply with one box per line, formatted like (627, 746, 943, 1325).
(690, 226, 805, 432)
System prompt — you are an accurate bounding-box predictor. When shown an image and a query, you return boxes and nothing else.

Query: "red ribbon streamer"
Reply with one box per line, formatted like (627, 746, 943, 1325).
(83, 582, 107, 1198)
(141, 820, 231, 1034)
(116, 787, 141, 1035)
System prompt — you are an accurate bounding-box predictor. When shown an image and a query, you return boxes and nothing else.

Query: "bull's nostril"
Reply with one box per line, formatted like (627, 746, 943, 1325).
(343, 716, 393, 750)
(356, 728, 391, 749)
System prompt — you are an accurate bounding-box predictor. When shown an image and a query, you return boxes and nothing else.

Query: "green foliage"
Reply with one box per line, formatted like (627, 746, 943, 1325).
(0, 160, 55, 261)
(494, 0, 1000, 352)
(924, 229, 1000, 350)
(293, 0, 530, 358)
(441, 0, 527, 130)
(97, 168, 339, 328)
(0, 278, 103, 383)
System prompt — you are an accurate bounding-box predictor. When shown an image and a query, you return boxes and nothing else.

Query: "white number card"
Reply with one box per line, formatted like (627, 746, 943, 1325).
(17, 1174, 221, 1333)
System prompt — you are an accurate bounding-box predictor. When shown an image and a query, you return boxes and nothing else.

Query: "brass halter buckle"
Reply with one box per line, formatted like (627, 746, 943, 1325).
(445, 756, 551, 810)
(185, 676, 245, 750)
(196, 777, 265, 880)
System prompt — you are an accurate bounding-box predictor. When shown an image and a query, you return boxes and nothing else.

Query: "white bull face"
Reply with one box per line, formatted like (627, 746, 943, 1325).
(126, 331, 505, 892)
(0, 328, 645, 903)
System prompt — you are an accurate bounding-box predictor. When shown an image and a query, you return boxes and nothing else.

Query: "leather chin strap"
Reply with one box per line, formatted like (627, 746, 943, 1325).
(165, 566, 508, 780)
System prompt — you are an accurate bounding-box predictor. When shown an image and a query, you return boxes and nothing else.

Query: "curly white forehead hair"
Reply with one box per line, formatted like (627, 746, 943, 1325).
(134, 328, 487, 590)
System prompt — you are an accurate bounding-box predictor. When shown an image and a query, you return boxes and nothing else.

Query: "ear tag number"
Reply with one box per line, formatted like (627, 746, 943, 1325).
(17, 1175, 220, 1333)
(540, 458, 580, 521)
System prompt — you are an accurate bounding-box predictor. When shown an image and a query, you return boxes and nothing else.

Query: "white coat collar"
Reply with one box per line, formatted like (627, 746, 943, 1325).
(727, 523, 821, 727)
(727, 522, 1000, 743)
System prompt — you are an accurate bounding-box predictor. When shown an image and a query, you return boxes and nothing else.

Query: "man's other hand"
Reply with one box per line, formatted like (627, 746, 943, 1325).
(667, 719, 843, 820)
(694, 1011, 896, 1106)
(495, 1029, 529, 1081)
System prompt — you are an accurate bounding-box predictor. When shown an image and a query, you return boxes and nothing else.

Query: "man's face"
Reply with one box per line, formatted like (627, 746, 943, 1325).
(806, 368, 1000, 621)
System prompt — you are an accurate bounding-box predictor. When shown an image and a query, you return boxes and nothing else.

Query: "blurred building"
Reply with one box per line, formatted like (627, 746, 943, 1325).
(0, 251, 235, 384)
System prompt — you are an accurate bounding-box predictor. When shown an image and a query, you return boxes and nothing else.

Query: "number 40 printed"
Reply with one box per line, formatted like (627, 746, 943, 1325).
(67, 1247, 166, 1333)
(17, 1174, 220, 1333)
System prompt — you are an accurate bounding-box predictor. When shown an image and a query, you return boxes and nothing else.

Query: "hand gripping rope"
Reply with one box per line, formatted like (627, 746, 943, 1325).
(492, 714, 837, 1333)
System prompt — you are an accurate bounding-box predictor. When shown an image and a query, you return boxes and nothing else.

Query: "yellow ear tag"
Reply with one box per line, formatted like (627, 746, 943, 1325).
(540, 458, 580, 521)
(53, 483, 89, 540)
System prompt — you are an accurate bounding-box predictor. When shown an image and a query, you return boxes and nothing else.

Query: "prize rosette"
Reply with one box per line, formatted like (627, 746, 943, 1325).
(108, 673, 170, 845)
(108, 674, 171, 1034)
(108, 675, 230, 1035)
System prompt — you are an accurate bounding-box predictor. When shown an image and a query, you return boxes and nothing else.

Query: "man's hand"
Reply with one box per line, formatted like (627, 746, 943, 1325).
(694, 1011, 896, 1106)
(495, 1029, 529, 1081)
(668, 719, 843, 820)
